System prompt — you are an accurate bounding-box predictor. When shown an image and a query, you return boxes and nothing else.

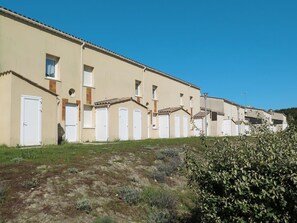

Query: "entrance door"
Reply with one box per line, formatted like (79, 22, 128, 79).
(21, 96, 42, 146)
(65, 104, 78, 142)
(222, 120, 232, 136)
(159, 115, 169, 138)
(96, 108, 108, 141)
(193, 119, 203, 136)
(183, 115, 188, 137)
(175, 115, 180, 138)
(119, 108, 128, 140)
(133, 109, 142, 140)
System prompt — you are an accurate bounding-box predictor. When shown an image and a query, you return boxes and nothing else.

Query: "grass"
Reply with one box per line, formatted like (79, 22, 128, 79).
(0, 137, 208, 165)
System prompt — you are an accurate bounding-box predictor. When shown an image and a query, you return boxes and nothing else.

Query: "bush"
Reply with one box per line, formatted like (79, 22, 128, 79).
(142, 187, 176, 210)
(151, 170, 166, 183)
(117, 186, 141, 205)
(185, 125, 297, 222)
(93, 216, 115, 223)
(147, 208, 171, 223)
(22, 178, 38, 189)
(0, 182, 7, 204)
(157, 156, 181, 176)
(76, 198, 92, 213)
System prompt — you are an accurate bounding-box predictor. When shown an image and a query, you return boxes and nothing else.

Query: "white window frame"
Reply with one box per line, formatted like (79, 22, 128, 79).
(152, 85, 158, 100)
(135, 80, 141, 96)
(83, 106, 93, 128)
(45, 54, 59, 79)
(84, 65, 93, 87)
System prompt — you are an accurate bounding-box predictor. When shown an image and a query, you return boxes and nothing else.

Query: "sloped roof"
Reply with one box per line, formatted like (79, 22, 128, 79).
(193, 111, 210, 119)
(158, 107, 190, 115)
(0, 7, 200, 91)
(94, 97, 147, 108)
(0, 70, 58, 96)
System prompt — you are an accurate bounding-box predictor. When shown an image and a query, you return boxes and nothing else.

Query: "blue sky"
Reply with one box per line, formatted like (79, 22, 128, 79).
(1, 0, 297, 110)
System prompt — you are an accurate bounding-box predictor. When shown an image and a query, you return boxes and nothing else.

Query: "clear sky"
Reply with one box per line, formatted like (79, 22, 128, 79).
(1, 0, 297, 110)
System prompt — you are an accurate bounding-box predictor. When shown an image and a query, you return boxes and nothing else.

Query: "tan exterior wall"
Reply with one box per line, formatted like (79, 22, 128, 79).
(106, 101, 148, 141)
(1, 11, 201, 144)
(0, 74, 12, 146)
(10, 75, 57, 146)
(169, 110, 191, 138)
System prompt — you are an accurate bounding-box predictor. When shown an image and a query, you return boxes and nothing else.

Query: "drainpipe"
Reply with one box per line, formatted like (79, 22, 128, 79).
(203, 93, 208, 137)
(237, 106, 240, 135)
(142, 67, 146, 99)
(80, 42, 86, 143)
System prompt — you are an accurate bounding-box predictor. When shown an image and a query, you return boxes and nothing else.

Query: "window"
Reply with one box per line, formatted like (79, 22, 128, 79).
(211, 112, 217, 121)
(190, 96, 193, 108)
(84, 65, 93, 87)
(152, 85, 158, 100)
(180, 93, 184, 106)
(45, 55, 59, 79)
(135, 80, 141, 96)
(83, 106, 93, 128)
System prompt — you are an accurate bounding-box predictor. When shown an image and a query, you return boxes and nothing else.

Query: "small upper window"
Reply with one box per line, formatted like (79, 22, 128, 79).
(84, 65, 93, 87)
(190, 96, 193, 108)
(180, 93, 184, 106)
(135, 80, 141, 96)
(152, 85, 158, 100)
(45, 55, 59, 79)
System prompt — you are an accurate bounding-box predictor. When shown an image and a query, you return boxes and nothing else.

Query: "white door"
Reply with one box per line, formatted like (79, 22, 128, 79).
(193, 119, 203, 136)
(65, 104, 78, 142)
(183, 115, 188, 137)
(119, 108, 128, 140)
(96, 108, 108, 141)
(159, 115, 169, 138)
(175, 115, 180, 138)
(21, 96, 42, 146)
(222, 120, 232, 136)
(133, 109, 142, 140)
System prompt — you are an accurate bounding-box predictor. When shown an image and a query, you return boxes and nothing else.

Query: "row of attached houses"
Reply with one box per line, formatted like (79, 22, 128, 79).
(0, 8, 288, 146)
(195, 96, 288, 136)
(0, 7, 200, 146)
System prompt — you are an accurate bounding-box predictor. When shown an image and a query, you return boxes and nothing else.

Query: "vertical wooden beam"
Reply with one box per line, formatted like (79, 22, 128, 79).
(76, 100, 81, 121)
(86, 88, 92, 104)
(49, 80, 56, 93)
(62, 98, 68, 121)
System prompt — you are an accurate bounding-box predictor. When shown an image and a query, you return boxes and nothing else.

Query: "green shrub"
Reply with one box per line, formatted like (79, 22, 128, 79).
(22, 178, 38, 189)
(93, 216, 115, 223)
(147, 208, 171, 223)
(142, 187, 176, 210)
(0, 182, 7, 204)
(67, 167, 79, 174)
(157, 156, 181, 176)
(156, 148, 179, 160)
(76, 198, 92, 213)
(117, 186, 141, 205)
(151, 170, 166, 183)
(185, 125, 297, 222)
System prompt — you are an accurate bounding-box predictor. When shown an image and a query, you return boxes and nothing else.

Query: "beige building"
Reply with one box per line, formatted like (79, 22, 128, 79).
(196, 96, 245, 136)
(0, 8, 201, 146)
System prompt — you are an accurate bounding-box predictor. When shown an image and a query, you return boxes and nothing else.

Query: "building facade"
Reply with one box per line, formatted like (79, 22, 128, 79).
(0, 8, 201, 146)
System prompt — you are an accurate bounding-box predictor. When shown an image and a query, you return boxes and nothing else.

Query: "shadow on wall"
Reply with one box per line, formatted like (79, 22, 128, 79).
(58, 123, 65, 145)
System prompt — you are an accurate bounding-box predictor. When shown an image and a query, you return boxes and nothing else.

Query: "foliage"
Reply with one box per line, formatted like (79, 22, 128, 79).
(117, 186, 141, 205)
(76, 198, 92, 213)
(67, 167, 79, 174)
(0, 182, 7, 205)
(186, 124, 297, 222)
(93, 216, 115, 223)
(21, 178, 38, 189)
(142, 187, 177, 210)
(147, 208, 171, 223)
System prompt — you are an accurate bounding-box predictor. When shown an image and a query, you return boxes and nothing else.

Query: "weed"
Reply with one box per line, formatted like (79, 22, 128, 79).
(147, 209, 171, 223)
(117, 186, 141, 205)
(93, 216, 115, 223)
(11, 156, 24, 164)
(67, 167, 79, 174)
(76, 197, 92, 213)
(158, 148, 179, 158)
(22, 178, 38, 189)
(142, 187, 176, 210)
(157, 156, 181, 176)
(151, 170, 166, 183)
(0, 182, 7, 204)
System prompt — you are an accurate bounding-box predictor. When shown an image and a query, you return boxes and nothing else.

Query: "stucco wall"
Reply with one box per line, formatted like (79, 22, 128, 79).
(0, 74, 12, 146)
(10, 75, 57, 146)
(169, 110, 191, 138)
